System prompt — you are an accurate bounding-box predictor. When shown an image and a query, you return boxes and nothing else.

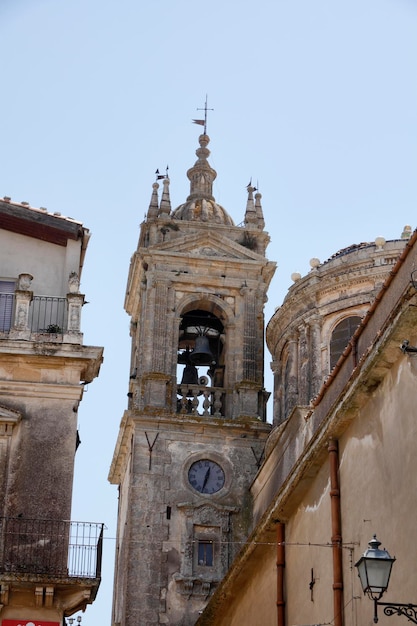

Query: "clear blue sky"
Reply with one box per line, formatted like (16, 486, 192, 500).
(1, 1, 416, 623)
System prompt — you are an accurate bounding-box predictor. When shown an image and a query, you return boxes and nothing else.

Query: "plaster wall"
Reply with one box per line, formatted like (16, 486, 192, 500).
(284, 461, 333, 626)
(209, 547, 278, 626)
(339, 354, 417, 616)
(268, 352, 417, 626)
(251, 351, 417, 626)
(0, 230, 82, 296)
(2, 388, 81, 520)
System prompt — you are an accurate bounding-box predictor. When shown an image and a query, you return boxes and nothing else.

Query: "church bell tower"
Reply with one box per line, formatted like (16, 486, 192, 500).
(109, 128, 275, 626)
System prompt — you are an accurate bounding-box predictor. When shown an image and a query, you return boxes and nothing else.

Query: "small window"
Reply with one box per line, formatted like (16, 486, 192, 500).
(330, 316, 361, 370)
(0, 281, 15, 332)
(197, 541, 213, 567)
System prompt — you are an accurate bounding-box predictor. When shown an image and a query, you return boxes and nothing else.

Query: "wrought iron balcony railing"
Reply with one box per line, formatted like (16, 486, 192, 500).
(0, 518, 103, 580)
(29, 295, 67, 333)
(0, 291, 84, 340)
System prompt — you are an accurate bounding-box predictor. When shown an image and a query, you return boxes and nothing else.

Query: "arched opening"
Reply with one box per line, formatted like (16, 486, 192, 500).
(329, 315, 361, 370)
(177, 309, 225, 416)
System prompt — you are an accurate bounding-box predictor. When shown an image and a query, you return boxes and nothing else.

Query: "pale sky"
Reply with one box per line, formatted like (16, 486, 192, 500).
(1, 1, 416, 623)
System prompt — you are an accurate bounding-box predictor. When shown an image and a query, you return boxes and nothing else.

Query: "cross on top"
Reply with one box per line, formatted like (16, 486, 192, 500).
(193, 95, 214, 135)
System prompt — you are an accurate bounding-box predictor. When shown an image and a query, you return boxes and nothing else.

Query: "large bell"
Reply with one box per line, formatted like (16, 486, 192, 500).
(181, 363, 199, 386)
(190, 334, 215, 366)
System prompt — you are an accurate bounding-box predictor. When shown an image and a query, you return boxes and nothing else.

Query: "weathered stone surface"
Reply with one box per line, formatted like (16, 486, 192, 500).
(110, 134, 275, 625)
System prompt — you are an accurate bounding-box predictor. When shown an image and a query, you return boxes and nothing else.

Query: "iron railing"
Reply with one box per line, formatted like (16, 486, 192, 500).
(0, 518, 103, 579)
(29, 296, 67, 333)
(0, 294, 68, 334)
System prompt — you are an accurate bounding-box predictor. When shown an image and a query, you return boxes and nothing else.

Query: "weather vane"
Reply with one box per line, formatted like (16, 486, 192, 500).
(192, 95, 213, 135)
(155, 165, 169, 181)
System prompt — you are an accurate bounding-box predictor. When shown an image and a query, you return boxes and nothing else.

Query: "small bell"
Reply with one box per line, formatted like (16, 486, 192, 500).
(181, 363, 199, 386)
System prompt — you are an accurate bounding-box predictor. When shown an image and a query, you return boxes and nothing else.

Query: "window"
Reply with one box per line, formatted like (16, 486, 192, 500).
(0, 281, 15, 332)
(197, 540, 213, 567)
(329, 316, 361, 370)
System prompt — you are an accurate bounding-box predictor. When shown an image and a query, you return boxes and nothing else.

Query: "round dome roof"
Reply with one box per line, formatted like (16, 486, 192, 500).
(172, 197, 234, 225)
(172, 134, 234, 226)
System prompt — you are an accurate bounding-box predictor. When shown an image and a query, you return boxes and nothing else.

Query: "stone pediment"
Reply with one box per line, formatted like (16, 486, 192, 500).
(149, 231, 265, 262)
(0, 405, 21, 434)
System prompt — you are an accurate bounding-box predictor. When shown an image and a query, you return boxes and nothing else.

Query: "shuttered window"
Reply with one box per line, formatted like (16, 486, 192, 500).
(0, 281, 15, 331)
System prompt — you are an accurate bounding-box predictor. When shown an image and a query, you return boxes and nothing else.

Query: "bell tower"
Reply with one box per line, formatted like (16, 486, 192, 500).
(109, 131, 276, 626)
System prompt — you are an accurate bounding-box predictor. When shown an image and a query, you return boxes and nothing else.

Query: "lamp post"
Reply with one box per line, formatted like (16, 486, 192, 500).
(355, 535, 417, 623)
(66, 617, 82, 625)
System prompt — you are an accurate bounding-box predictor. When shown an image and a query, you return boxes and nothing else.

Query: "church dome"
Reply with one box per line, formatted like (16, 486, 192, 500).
(172, 134, 235, 226)
(173, 197, 234, 225)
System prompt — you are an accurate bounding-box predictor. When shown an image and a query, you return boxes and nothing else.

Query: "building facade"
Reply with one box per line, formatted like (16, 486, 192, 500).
(268, 232, 411, 425)
(0, 198, 103, 624)
(109, 133, 275, 625)
(197, 228, 417, 626)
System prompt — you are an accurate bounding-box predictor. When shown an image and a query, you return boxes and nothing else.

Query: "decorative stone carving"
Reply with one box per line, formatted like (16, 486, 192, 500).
(64, 292, 85, 344)
(68, 271, 80, 294)
(17, 273, 33, 290)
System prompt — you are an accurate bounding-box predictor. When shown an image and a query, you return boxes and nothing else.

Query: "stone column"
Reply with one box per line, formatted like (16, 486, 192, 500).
(285, 334, 299, 418)
(64, 293, 84, 343)
(0, 407, 21, 516)
(241, 286, 257, 382)
(310, 316, 322, 400)
(9, 273, 33, 340)
(270, 360, 283, 426)
(298, 323, 309, 405)
(141, 279, 172, 412)
(64, 273, 84, 344)
(152, 280, 171, 373)
(237, 286, 261, 418)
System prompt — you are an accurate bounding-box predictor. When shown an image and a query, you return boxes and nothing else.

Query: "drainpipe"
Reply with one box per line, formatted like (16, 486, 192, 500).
(276, 522, 286, 626)
(329, 438, 344, 626)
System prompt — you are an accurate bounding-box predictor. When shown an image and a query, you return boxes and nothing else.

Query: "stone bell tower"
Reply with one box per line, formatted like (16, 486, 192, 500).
(109, 130, 276, 626)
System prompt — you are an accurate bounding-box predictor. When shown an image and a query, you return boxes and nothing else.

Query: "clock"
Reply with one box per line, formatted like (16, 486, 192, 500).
(188, 459, 225, 494)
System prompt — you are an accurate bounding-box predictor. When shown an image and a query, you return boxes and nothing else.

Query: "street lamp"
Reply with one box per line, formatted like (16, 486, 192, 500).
(355, 535, 417, 623)
(66, 617, 82, 625)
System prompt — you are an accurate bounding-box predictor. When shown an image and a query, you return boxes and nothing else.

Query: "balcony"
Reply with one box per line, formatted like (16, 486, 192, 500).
(0, 290, 84, 343)
(0, 518, 103, 581)
(177, 384, 226, 417)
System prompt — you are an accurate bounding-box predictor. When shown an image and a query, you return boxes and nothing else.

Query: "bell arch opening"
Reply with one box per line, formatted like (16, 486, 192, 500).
(176, 308, 226, 416)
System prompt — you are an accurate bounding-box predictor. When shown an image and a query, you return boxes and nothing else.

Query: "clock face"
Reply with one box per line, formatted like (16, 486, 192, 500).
(188, 459, 225, 494)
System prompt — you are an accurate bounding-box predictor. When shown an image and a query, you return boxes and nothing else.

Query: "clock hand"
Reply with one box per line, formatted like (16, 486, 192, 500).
(202, 466, 211, 491)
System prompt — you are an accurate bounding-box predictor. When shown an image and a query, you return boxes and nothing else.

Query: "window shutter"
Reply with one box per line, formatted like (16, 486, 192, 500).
(0, 281, 15, 331)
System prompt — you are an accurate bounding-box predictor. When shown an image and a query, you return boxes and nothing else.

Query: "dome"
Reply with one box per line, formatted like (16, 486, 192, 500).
(172, 197, 234, 225)
(171, 134, 235, 226)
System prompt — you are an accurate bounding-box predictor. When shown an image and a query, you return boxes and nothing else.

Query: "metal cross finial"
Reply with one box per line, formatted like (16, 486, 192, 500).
(193, 95, 214, 134)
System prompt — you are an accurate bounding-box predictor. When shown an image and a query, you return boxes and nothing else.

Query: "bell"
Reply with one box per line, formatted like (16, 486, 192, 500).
(181, 363, 199, 386)
(190, 334, 214, 366)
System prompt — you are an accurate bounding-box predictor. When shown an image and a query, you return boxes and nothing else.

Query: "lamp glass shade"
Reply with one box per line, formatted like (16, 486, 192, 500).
(355, 535, 395, 599)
